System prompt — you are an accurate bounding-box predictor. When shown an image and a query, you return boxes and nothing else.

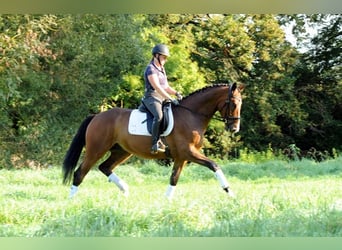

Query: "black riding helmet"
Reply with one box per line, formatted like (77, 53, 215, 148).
(152, 44, 170, 57)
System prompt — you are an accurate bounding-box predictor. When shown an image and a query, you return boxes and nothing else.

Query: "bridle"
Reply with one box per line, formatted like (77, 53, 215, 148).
(176, 84, 241, 128)
(223, 84, 241, 123)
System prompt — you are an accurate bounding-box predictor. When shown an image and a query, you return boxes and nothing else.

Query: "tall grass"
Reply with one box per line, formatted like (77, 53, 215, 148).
(0, 157, 341, 236)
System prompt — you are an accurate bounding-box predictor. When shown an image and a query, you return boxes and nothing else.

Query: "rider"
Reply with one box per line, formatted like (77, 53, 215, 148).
(142, 44, 182, 154)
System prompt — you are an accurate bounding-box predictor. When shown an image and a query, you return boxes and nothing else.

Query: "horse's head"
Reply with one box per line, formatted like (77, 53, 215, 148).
(219, 83, 244, 133)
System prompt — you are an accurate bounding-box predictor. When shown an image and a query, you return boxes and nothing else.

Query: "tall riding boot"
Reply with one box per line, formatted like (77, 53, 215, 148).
(151, 120, 166, 154)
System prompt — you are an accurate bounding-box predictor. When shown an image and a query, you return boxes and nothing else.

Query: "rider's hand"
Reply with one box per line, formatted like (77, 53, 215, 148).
(176, 92, 183, 100)
(171, 99, 179, 106)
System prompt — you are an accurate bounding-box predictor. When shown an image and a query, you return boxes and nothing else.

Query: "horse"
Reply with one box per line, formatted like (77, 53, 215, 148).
(63, 83, 244, 200)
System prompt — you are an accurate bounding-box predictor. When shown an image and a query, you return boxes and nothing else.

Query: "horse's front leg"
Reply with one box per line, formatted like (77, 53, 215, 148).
(189, 149, 235, 198)
(165, 160, 187, 200)
(98, 145, 132, 197)
(215, 168, 235, 198)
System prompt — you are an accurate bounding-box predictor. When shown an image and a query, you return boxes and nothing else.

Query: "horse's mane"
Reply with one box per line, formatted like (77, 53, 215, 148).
(182, 83, 229, 100)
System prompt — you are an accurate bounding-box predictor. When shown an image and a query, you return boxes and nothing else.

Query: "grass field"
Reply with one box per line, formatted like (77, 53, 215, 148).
(0, 157, 341, 236)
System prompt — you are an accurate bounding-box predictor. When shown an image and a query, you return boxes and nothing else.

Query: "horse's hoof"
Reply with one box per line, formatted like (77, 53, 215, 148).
(228, 190, 236, 198)
(122, 190, 129, 197)
(224, 187, 236, 198)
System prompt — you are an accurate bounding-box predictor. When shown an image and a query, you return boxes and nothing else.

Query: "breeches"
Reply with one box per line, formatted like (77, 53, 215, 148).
(142, 96, 163, 123)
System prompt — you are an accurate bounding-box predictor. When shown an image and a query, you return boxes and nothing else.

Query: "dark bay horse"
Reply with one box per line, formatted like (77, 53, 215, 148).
(63, 83, 244, 199)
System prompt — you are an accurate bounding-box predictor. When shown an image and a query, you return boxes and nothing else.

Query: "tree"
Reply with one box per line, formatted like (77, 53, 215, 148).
(190, 14, 255, 83)
(292, 15, 342, 151)
(241, 15, 308, 151)
(187, 14, 308, 153)
(0, 14, 59, 167)
(1, 14, 340, 168)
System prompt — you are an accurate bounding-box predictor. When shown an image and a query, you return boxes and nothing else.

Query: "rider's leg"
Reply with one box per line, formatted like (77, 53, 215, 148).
(151, 117, 165, 153)
(143, 98, 165, 154)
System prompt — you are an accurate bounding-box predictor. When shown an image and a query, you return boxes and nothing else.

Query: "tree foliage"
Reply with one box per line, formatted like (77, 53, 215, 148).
(292, 15, 342, 151)
(242, 15, 308, 150)
(0, 14, 340, 168)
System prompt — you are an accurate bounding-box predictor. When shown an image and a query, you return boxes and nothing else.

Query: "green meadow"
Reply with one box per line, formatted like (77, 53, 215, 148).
(1, 157, 341, 236)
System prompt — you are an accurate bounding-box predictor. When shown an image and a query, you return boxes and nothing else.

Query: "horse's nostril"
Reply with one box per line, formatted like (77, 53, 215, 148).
(230, 126, 239, 133)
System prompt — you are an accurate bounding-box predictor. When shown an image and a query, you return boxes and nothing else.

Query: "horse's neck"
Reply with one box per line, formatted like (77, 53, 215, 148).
(181, 90, 222, 118)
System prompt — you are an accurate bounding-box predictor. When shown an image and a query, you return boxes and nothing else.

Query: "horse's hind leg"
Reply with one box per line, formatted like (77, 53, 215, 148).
(69, 155, 101, 198)
(165, 160, 187, 200)
(98, 144, 132, 196)
(69, 139, 110, 198)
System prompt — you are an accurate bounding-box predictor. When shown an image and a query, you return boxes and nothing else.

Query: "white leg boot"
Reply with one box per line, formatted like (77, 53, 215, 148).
(69, 185, 78, 198)
(215, 169, 236, 198)
(165, 185, 176, 200)
(108, 173, 129, 196)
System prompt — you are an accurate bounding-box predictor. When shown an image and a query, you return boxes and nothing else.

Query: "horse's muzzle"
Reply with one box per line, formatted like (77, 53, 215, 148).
(231, 126, 240, 133)
(226, 120, 240, 133)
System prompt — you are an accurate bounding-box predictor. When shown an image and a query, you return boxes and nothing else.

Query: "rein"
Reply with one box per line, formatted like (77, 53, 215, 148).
(176, 92, 241, 125)
(176, 104, 208, 118)
(176, 104, 226, 123)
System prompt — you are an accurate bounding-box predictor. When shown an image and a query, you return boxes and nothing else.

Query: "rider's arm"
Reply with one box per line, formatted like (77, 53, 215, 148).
(148, 74, 173, 100)
(165, 85, 178, 96)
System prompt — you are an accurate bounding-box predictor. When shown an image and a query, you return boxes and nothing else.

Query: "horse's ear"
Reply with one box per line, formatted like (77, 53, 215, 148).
(231, 82, 237, 91)
(238, 83, 245, 92)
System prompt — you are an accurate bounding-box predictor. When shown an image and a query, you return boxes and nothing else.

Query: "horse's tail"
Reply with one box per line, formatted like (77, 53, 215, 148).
(62, 115, 95, 185)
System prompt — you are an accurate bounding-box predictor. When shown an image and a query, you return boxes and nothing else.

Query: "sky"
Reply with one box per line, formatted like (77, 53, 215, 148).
(282, 21, 318, 53)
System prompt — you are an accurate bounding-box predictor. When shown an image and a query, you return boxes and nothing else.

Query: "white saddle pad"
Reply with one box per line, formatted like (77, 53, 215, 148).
(128, 107, 174, 136)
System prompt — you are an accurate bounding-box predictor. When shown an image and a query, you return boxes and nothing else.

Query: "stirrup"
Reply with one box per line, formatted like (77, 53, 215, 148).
(151, 140, 166, 154)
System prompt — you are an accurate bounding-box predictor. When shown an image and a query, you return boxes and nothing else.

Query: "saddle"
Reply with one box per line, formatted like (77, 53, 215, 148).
(128, 101, 174, 136)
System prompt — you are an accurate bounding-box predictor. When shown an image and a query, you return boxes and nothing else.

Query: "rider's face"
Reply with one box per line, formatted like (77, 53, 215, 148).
(157, 54, 168, 66)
